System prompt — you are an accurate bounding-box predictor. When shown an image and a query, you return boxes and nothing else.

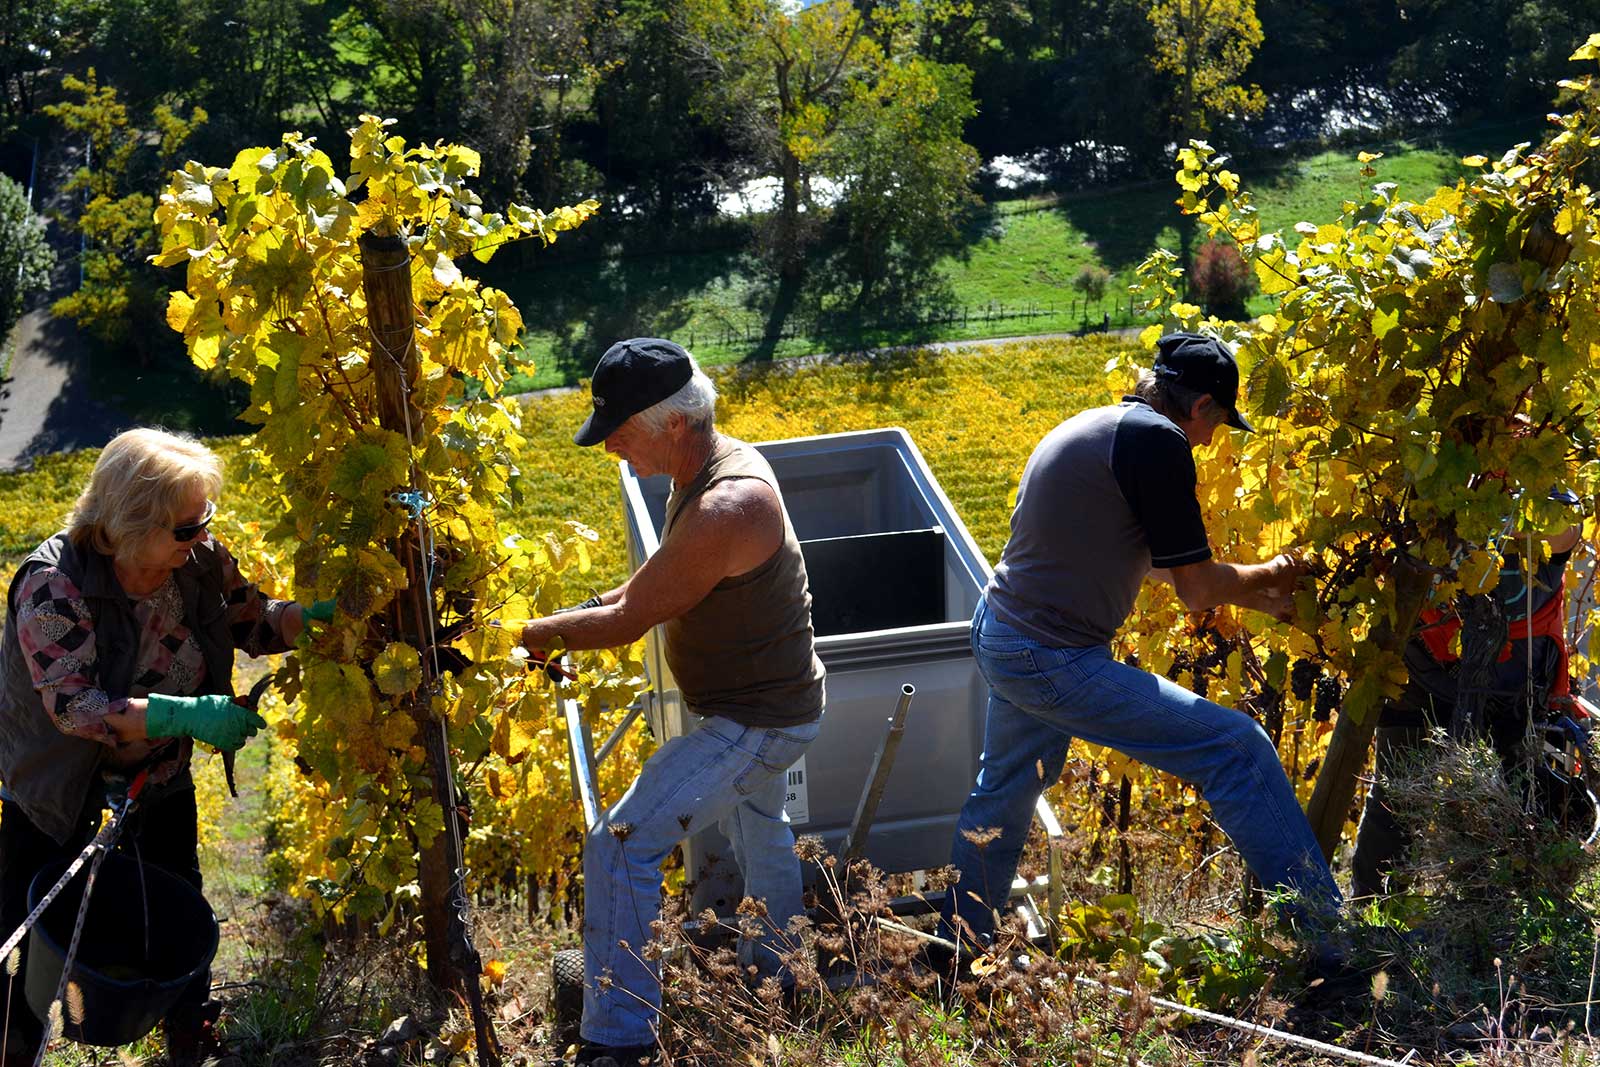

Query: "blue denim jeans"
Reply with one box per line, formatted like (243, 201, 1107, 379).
(582, 713, 820, 1047)
(941, 596, 1338, 945)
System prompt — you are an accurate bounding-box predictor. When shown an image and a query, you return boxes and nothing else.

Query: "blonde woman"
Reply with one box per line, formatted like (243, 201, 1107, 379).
(0, 428, 331, 1066)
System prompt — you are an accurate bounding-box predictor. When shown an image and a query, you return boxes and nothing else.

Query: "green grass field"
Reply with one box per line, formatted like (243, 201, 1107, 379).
(494, 116, 1544, 391)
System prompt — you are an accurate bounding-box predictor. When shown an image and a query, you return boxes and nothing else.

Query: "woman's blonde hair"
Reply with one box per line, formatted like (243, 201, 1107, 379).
(68, 428, 223, 559)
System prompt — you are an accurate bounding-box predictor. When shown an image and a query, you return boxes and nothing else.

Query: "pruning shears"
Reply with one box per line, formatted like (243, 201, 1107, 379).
(526, 649, 577, 684)
(224, 673, 276, 799)
(484, 618, 577, 682)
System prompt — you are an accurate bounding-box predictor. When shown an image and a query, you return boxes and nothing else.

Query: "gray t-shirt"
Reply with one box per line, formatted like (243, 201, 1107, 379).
(987, 398, 1212, 648)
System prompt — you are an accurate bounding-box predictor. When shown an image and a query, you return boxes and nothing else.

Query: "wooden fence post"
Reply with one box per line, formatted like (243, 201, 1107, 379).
(360, 228, 501, 1065)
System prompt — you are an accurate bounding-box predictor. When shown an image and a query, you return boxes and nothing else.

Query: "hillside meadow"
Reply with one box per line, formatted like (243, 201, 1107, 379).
(0, 335, 1133, 584)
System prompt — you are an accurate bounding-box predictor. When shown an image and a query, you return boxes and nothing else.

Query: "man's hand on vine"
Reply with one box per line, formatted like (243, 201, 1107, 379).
(1267, 550, 1305, 601)
(1259, 552, 1310, 620)
(519, 628, 576, 683)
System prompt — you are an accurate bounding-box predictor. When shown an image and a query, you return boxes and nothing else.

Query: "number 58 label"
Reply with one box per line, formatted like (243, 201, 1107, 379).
(784, 757, 810, 825)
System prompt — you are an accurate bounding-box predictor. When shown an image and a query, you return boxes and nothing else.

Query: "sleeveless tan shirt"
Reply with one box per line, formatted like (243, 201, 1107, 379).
(662, 436, 826, 728)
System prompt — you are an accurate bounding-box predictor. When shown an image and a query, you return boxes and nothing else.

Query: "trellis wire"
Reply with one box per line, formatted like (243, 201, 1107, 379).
(369, 326, 469, 910)
(874, 919, 1421, 1067)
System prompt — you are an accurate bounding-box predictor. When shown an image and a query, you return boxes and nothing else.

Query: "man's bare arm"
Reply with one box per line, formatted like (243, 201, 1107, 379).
(522, 478, 783, 652)
(1150, 554, 1303, 619)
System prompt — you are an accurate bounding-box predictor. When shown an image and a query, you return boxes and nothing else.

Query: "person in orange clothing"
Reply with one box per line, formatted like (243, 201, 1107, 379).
(1350, 492, 1585, 898)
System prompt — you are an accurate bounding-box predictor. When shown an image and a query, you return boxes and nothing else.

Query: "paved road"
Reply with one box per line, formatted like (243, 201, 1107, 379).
(0, 309, 131, 471)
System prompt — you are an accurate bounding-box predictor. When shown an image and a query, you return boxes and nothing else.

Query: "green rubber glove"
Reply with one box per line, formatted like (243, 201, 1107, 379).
(302, 599, 337, 623)
(145, 694, 268, 752)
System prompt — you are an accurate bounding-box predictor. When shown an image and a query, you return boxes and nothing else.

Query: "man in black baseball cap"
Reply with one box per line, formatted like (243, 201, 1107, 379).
(1152, 331, 1253, 433)
(573, 337, 695, 446)
(519, 337, 825, 1067)
(938, 329, 1338, 966)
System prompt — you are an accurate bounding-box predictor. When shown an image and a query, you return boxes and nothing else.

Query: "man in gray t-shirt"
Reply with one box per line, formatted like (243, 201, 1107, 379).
(940, 332, 1340, 951)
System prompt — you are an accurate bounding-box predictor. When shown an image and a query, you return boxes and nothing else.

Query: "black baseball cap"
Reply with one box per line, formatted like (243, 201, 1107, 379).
(574, 338, 694, 446)
(1152, 332, 1253, 432)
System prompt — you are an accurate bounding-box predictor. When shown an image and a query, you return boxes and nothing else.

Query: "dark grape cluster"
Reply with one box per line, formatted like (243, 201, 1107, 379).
(1313, 675, 1342, 721)
(1249, 686, 1285, 739)
(1166, 650, 1195, 680)
(1164, 632, 1238, 702)
(1290, 658, 1319, 702)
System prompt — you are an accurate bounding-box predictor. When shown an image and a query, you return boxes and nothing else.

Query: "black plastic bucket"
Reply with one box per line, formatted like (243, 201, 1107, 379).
(24, 850, 218, 1046)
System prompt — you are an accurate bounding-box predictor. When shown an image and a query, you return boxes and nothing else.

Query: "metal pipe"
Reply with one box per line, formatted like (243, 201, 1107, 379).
(595, 702, 645, 767)
(840, 683, 915, 867)
(564, 695, 602, 831)
(1033, 794, 1065, 947)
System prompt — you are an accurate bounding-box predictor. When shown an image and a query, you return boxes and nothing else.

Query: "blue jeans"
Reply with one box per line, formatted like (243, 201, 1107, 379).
(582, 714, 820, 1047)
(941, 597, 1338, 945)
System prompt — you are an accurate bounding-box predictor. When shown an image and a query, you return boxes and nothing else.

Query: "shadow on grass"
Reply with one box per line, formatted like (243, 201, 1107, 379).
(1052, 183, 1185, 275)
(494, 212, 981, 383)
(733, 232, 964, 365)
(491, 245, 742, 380)
(86, 339, 248, 437)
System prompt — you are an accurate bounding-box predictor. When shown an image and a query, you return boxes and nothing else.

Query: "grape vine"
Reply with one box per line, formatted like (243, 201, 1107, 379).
(1118, 41, 1600, 849)
(153, 117, 646, 947)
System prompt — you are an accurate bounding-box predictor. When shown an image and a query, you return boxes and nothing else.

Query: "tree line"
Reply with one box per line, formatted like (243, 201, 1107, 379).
(2, 0, 1599, 383)
(8, 1, 1592, 200)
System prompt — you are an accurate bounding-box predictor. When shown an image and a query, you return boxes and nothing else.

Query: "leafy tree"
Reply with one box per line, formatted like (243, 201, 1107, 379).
(1126, 35, 1600, 855)
(911, 0, 1046, 157)
(1251, 0, 1402, 87)
(0, 172, 54, 359)
(0, 0, 71, 135)
(175, 0, 356, 150)
(1146, 0, 1267, 140)
(344, 0, 473, 142)
(44, 0, 197, 110)
(685, 0, 979, 288)
(1073, 264, 1111, 303)
(334, 0, 604, 203)
(7, 1, 356, 153)
(1042, 0, 1167, 168)
(452, 0, 605, 203)
(43, 70, 205, 363)
(826, 57, 979, 301)
(1384, 1, 1600, 115)
(590, 0, 722, 223)
(685, 0, 870, 280)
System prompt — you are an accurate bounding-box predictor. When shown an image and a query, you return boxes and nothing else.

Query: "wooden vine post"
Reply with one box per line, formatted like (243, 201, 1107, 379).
(1304, 556, 1432, 860)
(360, 228, 501, 1065)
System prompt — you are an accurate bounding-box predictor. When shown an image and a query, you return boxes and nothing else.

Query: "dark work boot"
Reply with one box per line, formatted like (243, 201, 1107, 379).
(1, 1009, 43, 1067)
(575, 1042, 658, 1066)
(163, 1000, 232, 1067)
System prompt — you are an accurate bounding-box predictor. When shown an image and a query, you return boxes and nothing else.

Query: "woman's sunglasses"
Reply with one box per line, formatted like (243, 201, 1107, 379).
(173, 499, 217, 542)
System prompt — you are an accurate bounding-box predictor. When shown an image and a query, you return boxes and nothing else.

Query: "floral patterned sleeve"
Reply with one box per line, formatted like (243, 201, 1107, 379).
(211, 536, 297, 656)
(11, 566, 122, 746)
